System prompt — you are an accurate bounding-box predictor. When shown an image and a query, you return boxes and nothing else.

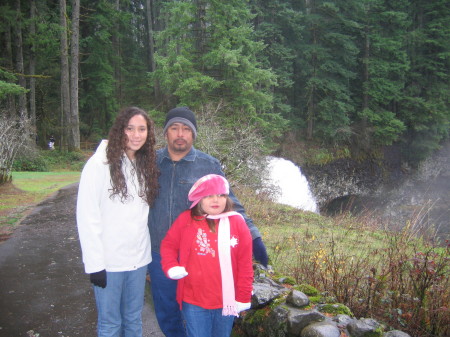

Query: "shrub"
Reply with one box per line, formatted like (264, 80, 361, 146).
(0, 114, 34, 182)
(12, 156, 48, 172)
(195, 102, 271, 191)
(13, 150, 88, 172)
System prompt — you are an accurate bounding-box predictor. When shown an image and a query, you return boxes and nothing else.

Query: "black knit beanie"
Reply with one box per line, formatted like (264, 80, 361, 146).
(163, 107, 197, 138)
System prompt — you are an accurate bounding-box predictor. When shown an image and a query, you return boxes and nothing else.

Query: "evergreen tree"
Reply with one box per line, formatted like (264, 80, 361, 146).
(296, 0, 358, 143)
(399, 0, 450, 163)
(13, 0, 27, 119)
(151, 0, 277, 120)
(351, 0, 409, 150)
(78, 0, 120, 138)
(250, 0, 303, 121)
(0, 4, 27, 113)
(33, 0, 65, 147)
(120, 0, 155, 108)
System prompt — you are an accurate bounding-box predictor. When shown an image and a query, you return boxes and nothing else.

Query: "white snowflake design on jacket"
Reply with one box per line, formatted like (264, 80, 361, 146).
(196, 228, 216, 257)
(195, 230, 240, 257)
(230, 235, 239, 247)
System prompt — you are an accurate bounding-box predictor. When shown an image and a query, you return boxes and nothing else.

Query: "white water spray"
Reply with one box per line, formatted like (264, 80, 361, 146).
(265, 156, 319, 213)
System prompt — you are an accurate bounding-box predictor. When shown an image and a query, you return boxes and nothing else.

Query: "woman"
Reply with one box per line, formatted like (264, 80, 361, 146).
(77, 106, 158, 337)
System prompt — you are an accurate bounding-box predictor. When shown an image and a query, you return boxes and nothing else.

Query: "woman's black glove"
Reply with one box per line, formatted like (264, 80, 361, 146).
(90, 269, 107, 288)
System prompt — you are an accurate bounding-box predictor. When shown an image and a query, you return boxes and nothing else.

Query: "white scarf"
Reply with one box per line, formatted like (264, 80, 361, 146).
(207, 211, 242, 316)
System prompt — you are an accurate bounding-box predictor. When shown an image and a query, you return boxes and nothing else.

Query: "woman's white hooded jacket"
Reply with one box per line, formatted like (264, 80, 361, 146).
(76, 140, 151, 273)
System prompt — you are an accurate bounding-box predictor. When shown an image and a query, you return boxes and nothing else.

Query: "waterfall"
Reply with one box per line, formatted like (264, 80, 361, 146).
(265, 156, 319, 213)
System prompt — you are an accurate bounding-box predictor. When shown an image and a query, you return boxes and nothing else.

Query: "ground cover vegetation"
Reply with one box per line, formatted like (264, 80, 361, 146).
(237, 187, 449, 337)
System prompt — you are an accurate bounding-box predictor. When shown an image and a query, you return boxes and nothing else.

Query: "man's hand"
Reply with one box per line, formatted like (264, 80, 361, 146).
(90, 269, 107, 288)
(252, 237, 269, 267)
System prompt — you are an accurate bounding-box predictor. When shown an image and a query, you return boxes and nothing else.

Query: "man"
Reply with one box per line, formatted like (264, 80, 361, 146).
(148, 107, 268, 337)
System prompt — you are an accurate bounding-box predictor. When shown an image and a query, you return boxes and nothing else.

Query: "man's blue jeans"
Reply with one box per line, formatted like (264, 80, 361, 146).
(181, 302, 235, 337)
(93, 265, 147, 337)
(148, 252, 186, 337)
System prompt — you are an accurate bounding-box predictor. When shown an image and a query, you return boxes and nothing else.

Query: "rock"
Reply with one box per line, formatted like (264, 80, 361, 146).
(288, 308, 326, 335)
(264, 306, 290, 337)
(239, 305, 289, 337)
(286, 290, 310, 308)
(302, 158, 383, 209)
(301, 321, 341, 337)
(384, 330, 411, 337)
(252, 282, 290, 307)
(347, 318, 383, 337)
(301, 141, 450, 243)
(333, 314, 353, 326)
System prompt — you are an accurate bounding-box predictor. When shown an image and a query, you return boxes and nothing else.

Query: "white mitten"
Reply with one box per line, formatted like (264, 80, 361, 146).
(167, 266, 188, 280)
(236, 301, 251, 313)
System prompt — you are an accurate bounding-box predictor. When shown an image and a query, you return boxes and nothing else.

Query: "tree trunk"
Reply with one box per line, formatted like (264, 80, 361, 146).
(306, 45, 316, 140)
(69, 0, 80, 151)
(5, 24, 16, 118)
(145, 0, 161, 103)
(306, 0, 315, 140)
(14, 0, 27, 120)
(60, 0, 70, 151)
(145, 0, 156, 73)
(113, 0, 123, 106)
(193, 0, 207, 61)
(362, 25, 370, 113)
(29, 0, 37, 135)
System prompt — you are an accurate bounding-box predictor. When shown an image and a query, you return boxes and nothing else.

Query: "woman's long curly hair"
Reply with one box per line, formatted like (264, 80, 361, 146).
(106, 106, 159, 205)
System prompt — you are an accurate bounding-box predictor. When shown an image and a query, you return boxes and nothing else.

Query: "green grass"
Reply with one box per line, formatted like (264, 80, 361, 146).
(11, 171, 81, 193)
(0, 171, 81, 236)
(3, 149, 87, 230)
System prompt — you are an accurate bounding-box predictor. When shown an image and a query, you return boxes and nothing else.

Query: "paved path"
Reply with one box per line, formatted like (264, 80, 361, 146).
(0, 183, 164, 337)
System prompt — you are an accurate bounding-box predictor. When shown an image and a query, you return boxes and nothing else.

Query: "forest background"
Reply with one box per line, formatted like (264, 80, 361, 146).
(1, 0, 449, 182)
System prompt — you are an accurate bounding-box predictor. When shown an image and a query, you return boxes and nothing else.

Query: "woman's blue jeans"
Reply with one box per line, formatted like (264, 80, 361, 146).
(147, 252, 186, 337)
(93, 265, 147, 337)
(181, 302, 235, 337)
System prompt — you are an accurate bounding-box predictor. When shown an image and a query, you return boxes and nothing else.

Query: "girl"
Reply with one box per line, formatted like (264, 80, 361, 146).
(77, 106, 158, 337)
(160, 174, 253, 337)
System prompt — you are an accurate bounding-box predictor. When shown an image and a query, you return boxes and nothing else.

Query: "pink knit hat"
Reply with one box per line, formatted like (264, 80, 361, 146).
(188, 174, 230, 209)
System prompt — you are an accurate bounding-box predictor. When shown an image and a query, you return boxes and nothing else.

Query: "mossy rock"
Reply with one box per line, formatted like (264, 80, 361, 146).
(308, 296, 322, 304)
(293, 283, 319, 296)
(318, 303, 353, 316)
(243, 307, 269, 325)
(279, 276, 296, 285)
(269, 296, 288, 310)
(271, 271, 283, 279)
(366, 329, 384, 337)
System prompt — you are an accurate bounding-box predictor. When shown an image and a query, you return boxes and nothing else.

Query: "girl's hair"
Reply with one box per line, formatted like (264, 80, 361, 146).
(191, 196, 234, 232)
(106, 106, 159, 205)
